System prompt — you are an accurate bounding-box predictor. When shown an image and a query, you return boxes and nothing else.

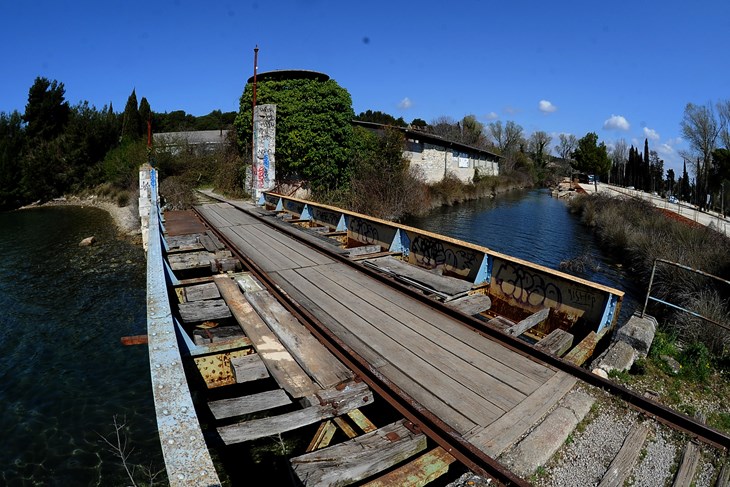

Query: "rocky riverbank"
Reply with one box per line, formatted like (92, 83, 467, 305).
(19, 194, 141, 238)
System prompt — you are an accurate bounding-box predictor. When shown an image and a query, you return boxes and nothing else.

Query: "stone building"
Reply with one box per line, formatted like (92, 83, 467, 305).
(153, 130, 230, 155)
(352, 120, 501, 183)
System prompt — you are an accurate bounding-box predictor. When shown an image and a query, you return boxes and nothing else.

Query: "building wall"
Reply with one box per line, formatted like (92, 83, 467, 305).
(404, 141, 499, 183)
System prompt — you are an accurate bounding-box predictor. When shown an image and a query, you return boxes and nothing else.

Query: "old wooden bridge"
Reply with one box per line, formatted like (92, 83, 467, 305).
(140, 166, 650, 486)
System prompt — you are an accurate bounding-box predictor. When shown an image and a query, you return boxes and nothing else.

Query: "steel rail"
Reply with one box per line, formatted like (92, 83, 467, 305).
(192, 198, 728, 471)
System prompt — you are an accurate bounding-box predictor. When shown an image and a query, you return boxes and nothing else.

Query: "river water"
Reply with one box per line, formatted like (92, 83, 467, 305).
(403, 189, 641, 322)
(0, 206, 163, 486)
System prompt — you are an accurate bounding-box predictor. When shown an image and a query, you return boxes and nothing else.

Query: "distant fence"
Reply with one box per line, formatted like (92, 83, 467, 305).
(262, 192, 624, 337)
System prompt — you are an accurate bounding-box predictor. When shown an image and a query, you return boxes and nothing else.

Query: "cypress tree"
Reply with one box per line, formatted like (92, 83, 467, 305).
(138, 97, 151, 138)
(120, 89, 141, 143)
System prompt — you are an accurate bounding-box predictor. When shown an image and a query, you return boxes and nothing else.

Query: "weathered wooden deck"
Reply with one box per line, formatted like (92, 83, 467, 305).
(195, 200, 577, 459)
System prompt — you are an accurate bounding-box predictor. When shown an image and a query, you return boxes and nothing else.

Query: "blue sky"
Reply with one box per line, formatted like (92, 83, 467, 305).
(2, 0, 729, 174)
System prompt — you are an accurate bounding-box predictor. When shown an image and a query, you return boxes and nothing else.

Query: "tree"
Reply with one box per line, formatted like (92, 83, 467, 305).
(527, 131, 552, 168)
(355, 110, 406, 127)
(680, 102, 722, 210)
(23, 77, 70, 140)
(572, 132, 611, 191)
(410, 118, 428, 129)
(610, 138, 628, 185)
(234, 77, 355, 193)
(0, 111, 25, 208)
(666, 168, 675, 196)
(121, 89, 141, 143)
(138, 97, 151, 139)
(555, 134, 577, 163)
(458, 114, 485, 147)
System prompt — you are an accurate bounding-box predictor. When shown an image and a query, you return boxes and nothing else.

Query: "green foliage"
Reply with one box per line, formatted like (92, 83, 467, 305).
(649, 331, 680, 358)
(355, 110, 406, 127)
(410, 118, 428, 129)
(572, 132, 611, 182)
(234, 77, 355, 194)
(708, 411, 730, 433)
(101, 140, 149, 189)
(23, 77, 70, 140)
(346, 126, 426, 219)
(138, 97, 151, 137)
(121, 89, 142, 143)
(0, 111, 25, 208)
(679, 342, 712, 382)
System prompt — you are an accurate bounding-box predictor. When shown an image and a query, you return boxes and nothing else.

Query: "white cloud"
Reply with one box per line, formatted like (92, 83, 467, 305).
(657, 143, 674, 156)
(538, 100, 557, 113)
(484, 111, 499, 120)
(398, 97, 412, 109)
(504, 105, 519, 115)
(643, 127, 660, 141)
(603, 114, 630, 131)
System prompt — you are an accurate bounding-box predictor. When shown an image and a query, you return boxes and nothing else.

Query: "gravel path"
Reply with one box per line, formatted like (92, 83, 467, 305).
(448, 387, 726, 486)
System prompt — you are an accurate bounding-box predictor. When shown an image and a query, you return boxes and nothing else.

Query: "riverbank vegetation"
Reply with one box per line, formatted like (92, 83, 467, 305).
(568, 192, 729, 428)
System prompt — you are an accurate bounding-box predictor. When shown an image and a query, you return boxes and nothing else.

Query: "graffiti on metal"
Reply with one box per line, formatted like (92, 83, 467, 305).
(409, 235, 478, 277)
(349, 217, 380, 245)
(493, 260, 563, 309)
(311, 207, 342, 229)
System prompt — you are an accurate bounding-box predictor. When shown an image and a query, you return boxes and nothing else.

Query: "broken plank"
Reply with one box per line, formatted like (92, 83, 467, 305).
(446, 293, 492, 316)
(563, 331, 599, 366)
(178, 299, 232, 323)
(598, 423, 649, 487)
(213, 275, 317, 398)
(183, 282, 220, 302)
(245, 289, 353, 389)
(291, 420, 427, 487)
(208, 389, 292, 420)
(363, 255, 472, 297)
(217, 381, 371, 445)
(535, 328, 574, 357)
(334, 417, 358, 439)
(362, 447, 455, 487)
(507, 307, 551, 337)
(348, 408, 377, 433)
(231, 353, 269, 383)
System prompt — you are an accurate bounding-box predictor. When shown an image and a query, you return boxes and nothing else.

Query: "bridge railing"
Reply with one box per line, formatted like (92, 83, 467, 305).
(262, 191, 624, 337)
(144, 166, 220, 486)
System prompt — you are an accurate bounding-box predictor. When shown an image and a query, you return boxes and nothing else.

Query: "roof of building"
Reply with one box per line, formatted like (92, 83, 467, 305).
(352, 120, 501, 160)
(153, 130, 230, 145)
(246, 69, 330, 84)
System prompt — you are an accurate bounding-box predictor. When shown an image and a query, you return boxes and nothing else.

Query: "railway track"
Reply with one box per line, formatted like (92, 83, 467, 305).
(180, 194, 728, 485)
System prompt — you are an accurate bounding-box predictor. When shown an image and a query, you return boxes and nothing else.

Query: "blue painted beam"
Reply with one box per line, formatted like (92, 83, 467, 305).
(474, 254, 493, 285)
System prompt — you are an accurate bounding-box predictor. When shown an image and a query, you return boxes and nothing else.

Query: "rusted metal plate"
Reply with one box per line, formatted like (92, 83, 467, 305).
(193, 349, 252, 388)
(163, 210, 209, 236)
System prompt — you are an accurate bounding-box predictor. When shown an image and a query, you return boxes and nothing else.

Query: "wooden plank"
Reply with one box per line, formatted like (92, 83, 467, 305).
(290, 420, 428, 487)
(217, 381, 372, 445)
(446, 293, 492, 316)
(563, 331, 599, 366)
(272, 269, 389, 369)
(466, 371, 577, 456)
(313, 263, 542, 398)
(178, 299, 232, 323)
(672, 442, 701, 487)
(245, 289, 353, 389)
(222, 225, 300, 272)
(187, 336, 252, 357)
(362, 447, 455, 487)
(334, 417, 358, 439)
(345, 244, 383, 258)
(535, 328, 574, 357)
(175, 275, 215, 287)
(347, 409, 378, 433)
(213, 275, 317, 398)
(206, 230, 225, 250)
(363, 255, 472, 297)
(252, 223, 334, 266)
(199, 234, 218, 252)
(507, 307, 551, 336)
(307, 420, 337, 452)
(231, 353, 269, 383)
(317, 261, 553, 384)
(291, 266, 509, 423)
(208, 389, 292, 420)
(167, 249, 232, 271)
(598, 423, 649, 487)
(183, 282, 220, 302)
(716, 460, 730, 487)
(195, 204, 234, 229)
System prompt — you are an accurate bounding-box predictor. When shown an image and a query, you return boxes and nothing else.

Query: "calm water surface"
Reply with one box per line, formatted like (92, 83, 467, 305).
(0, 206, 163, 486)
(403, 189, 641, 320)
